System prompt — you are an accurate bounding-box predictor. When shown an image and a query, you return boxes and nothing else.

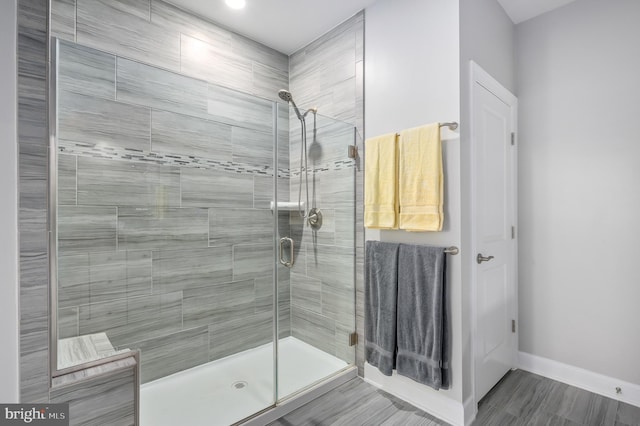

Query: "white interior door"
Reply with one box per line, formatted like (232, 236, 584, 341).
(471, 63, 518, 402)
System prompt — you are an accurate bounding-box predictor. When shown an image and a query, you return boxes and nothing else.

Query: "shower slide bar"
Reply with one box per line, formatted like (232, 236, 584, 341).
(395, 121, 459, 137)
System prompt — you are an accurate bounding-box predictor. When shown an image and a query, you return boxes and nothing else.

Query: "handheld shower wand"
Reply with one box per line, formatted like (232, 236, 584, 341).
(278, 89, 321, 229)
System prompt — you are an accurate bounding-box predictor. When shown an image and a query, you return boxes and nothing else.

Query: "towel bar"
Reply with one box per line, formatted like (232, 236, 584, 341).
(444, 246, 459, 255)
(395, 122, 459, 137)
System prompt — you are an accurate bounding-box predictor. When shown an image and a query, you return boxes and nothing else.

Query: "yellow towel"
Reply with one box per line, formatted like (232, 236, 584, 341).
(364, 133, 399, 229)
(398, 124, 444, 231)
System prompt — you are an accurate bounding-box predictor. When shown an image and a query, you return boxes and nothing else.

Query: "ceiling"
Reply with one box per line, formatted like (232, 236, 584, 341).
(170, 0, 580, 55)
(497, 0, 579, 24)
(169, 0, 379, 55)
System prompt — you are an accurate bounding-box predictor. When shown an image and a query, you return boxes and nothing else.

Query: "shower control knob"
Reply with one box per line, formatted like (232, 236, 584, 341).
(307, 208, 323, 230)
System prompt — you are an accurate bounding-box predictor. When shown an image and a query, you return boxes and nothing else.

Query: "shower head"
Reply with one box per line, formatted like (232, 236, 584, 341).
(278, 89, 293, 103)
(278, 89, 303, 120)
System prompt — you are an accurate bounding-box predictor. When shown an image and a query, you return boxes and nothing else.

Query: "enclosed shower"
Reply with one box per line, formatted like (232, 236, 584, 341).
(48, 1, 358, 423)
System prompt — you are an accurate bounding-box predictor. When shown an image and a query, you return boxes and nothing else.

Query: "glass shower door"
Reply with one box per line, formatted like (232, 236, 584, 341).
(276, 107, 356, 401)
(51, 37, 280, 425)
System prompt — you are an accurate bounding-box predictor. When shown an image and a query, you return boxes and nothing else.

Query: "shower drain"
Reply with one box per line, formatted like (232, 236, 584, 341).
(232, 381, 248, 390)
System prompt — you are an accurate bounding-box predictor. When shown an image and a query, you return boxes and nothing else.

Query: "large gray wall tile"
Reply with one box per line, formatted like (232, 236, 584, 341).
(79, 292, 182, 347)
(335, 208, 355, 246)
(58, 91, 151, 151)
(18, 75, 48, 211)
(289, 13, 362, 127)
(290, 272, 322, 314)
(58, 251, 152, 307)
(152, 246, 233, 294)
(51, 0, 76, 42)
(88, 251, 153, 303)
(183, 280, 255, 329)
(18, 1, 48, 80)
(58, 154, 77, 205)
(306, 244, 353, 294)
(77, 0, 181, 71)
(151, 110, 232, 161)
(150, 0, 232, 49)
(254, 175, 274, 209)
(256, 273, 291, 340)
(252, 62, 288, 102)
(322, 278, 355, 328)
(58, 254, 90, 308)
(209, 311, 273, 361)
(253, 175, 288, 209)
(319, 168, 355, 209)
(77, 157, 180, 207)
(181, 33, 253, 94)
(118, 207, 208, 250)
(231, 33, 288, 74)
(291, 306, 336, 356)
(232, 126, 273, 166)
(59, 307, 79, 339)
(58, 206, 117, 254)
(131, 326, 209, 383)
(181, 167, 253, 208)
(232, 244, 274, 282)
(209, 208, 273, 246)
(207, 84, 273, 133)
(116, 57, 207, 117)
(58, 41, 115, 99)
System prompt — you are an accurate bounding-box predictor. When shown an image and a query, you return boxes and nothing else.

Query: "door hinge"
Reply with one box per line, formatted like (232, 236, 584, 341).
(349, 332, 358, 347)
(512, 319, 516, 333)
(511, 132, 515, 145)
(511, 226, 516, 239)
(348, 145, 358, 159)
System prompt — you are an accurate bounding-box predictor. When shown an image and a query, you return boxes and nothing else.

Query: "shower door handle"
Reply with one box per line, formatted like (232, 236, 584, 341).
(279, 237, 294, 268)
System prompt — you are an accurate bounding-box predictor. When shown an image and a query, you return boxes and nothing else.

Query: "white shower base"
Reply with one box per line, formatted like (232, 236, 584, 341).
(140, 336, 348, 426)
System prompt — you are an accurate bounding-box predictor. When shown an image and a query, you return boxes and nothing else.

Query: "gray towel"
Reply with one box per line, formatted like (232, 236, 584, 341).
(365, 241, 400, 376)
(396, 244, 449, 390)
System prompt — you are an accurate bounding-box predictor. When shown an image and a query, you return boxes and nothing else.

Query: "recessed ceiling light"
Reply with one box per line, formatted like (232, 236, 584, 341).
(225, 0, 246, 10)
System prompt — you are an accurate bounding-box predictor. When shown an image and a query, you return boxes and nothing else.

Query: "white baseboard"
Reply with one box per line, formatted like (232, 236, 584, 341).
(518, 351, 640, 408)
(364, 363, 465, 426)
(463, 395, 477, 426)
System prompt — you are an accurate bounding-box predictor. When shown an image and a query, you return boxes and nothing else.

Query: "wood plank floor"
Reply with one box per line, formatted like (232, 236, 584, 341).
(268, 370, 640, 425)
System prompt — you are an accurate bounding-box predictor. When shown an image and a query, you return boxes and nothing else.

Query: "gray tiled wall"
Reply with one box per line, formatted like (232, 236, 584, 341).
(287, 13, 364, 368)
(52, 0, 291, 385)
(19, 0, 139, 421)
(39, 0, 364, 407)
(19, 0, 51, 403)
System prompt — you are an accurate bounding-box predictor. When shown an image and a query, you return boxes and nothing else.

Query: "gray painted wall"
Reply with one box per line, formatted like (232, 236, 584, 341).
(0, 0, 19, 403)
(364, 0, 464, 414)
(459, 0, 516, 404)
(517, 0, 640, 385)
